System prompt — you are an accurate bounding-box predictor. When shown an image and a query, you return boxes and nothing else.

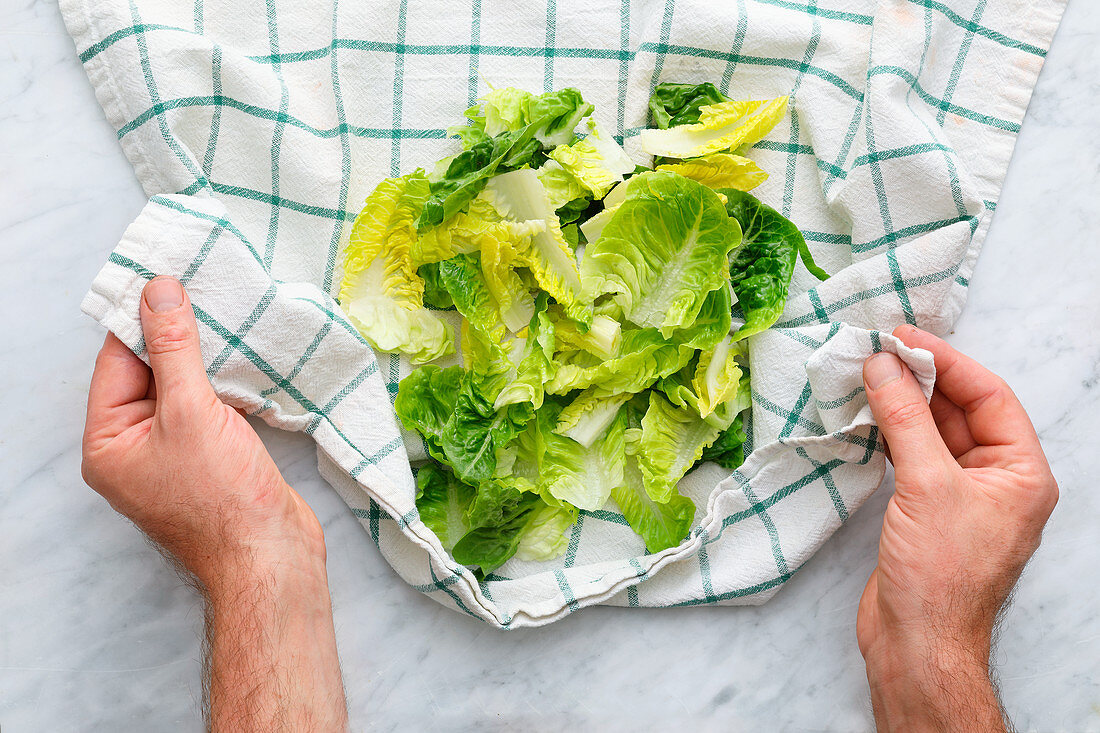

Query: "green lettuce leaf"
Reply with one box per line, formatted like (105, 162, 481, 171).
(494, 295, 557, 410)
(452, 479, 545, 574)
(538, 160, 591, 211)
(442, 380, 533, 483)
(551, 310, 621, 360)
(548, 121, 635, 199)
(637, 391, 722, 503)
(673, 282, 732, 351)
(451, 87, 594, 152)
(340, 172, 454, 363)
(639, 97, 788, 160)
(515, 503, 578, 562)
(581, 171, 741, 337)
(417, 261, 454, 310)
(691, 336, 744, 419)
(648, 81, 730, 130)
(698, 413, 747, 471)
(483, 168, 591, 326)
(437, 253, 507, 344)
(656, 153, 768, 191)
(537, 405, 626, 511)
(394, 365, 464, 463)
(578, 205, 617, 244)
(612, 428, 696, 552)
(419, 126, 542, 229)
(721, 188, 827, 341)
(546, 327, 694, 396)
(476, 87, 535, 137)
(415, 463, 476, 552)
(554, 388, 632, 448)
(525, 88, 595, 147)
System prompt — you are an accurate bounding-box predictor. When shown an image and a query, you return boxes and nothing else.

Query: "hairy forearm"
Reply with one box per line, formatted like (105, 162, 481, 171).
(202, 550, 348, 731)
(865, 640, 1007, 733)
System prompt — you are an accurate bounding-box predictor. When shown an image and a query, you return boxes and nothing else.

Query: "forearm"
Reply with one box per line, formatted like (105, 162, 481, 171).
(203, 549, 348, 731)
(865, 639, 1007, 733)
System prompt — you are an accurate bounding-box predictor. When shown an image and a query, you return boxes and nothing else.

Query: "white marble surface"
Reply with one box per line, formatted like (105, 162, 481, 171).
(2, 0, 1099, 730)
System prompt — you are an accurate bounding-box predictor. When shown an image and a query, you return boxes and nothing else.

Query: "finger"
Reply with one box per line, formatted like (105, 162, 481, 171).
(85, 334, 155, 448)
(88, 334, 152, 413)
(139, 276, 215, 411)
(863, 351, 952, 474)
(928, 388, 978, 458)
(893, 326, 1039, 449)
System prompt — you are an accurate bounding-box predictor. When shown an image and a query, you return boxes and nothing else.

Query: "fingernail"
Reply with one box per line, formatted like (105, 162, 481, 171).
(864, 352, 903, 390)
(145, 277, 183, 313)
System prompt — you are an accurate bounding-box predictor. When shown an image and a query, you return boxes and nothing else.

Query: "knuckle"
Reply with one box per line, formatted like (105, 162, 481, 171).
(146, 323, 195, 356)
(878, 398, 929, 432)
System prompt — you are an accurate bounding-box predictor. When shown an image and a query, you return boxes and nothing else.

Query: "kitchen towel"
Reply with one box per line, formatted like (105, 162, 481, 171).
(64, 0, 1066, 627)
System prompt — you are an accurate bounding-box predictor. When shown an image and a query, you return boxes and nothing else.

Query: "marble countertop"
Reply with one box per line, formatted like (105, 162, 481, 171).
(3, 1, 1098, 730)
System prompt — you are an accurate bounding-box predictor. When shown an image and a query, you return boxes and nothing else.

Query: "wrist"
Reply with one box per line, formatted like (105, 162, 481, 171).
(865, 635, 1002, 732)
(175, 482, 328, 591)
(199, 533, 328, 601)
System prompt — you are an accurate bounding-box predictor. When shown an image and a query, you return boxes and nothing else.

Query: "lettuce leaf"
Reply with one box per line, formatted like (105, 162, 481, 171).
(394, 365, 464, 463)
(412, 197, 508, 264)
(648, 81, 730, 130)
(340, 172, 454, 363)
(419, 126, 542, 229)
(691, 336, 744, 419)
(450, 86, 594, 153)
(637, 391, 722, 503)
(452, 479, 545, 574)
(554, 388, 632, 447)
(548, 120, 635, 199)
(551, 310, 621, 360)
(442, 376, 533, 483)
(722, 188, 827, 341)
(494, 295, 557, 410)
(538, 160, 591, 211)
(657, 153, 768, 191)
(483, 168, 591, 326)
(415, 463, 476, 552)
(536, 404, 626, 511)
(673, 282, 733, 351)
(437, 253, 507, 345)
(515, 503, 578, 562)
(417, 261, 454, 310)
(639, 97, 788, 160)
(612, 428, 696, 552)
(698, 413, 747, 471)
(581, 171, 741, 337)
(525, 88, 596, 147)
(546, 327, 694, 396)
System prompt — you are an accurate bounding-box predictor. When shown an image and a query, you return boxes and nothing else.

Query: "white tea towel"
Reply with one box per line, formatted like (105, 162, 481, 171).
(64, 0, 1066, 627)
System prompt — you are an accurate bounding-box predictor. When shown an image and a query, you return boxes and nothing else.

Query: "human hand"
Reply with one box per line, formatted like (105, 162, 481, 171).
(81, 276, 325, 589)
(857, 325, 1057, 731)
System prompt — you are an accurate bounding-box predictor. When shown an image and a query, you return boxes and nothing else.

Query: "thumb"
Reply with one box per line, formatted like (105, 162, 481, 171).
(863, 351, 948, 473)
(140, 276, 215, 408)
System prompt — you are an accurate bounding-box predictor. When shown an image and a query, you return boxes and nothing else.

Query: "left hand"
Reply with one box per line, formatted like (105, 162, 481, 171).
(81, 276, 325, 589)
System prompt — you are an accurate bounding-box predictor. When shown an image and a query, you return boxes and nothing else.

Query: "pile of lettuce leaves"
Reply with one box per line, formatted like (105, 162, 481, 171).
(339, 82, 827, 577)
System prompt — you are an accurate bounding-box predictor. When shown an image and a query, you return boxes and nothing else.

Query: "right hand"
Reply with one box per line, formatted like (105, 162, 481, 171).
(81, 276, 325, 589)
(856, 326, 1058, 729)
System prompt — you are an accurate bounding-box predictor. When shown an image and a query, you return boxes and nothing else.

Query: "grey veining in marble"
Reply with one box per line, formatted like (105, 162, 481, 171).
(2, 0, 1099, 730)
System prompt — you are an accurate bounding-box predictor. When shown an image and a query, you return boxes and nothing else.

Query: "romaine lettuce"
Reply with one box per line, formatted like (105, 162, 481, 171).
(648, 81, 730, 130)
(340, 172, 454, 363)
(657, 153, 768, 191)
(722, 188, 827, 341)
(581, 171, 742, 336)
(639, 97, 788, 160)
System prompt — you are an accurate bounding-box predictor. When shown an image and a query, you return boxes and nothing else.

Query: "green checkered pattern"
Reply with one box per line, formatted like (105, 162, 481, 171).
(66, 0, 1065, 627)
